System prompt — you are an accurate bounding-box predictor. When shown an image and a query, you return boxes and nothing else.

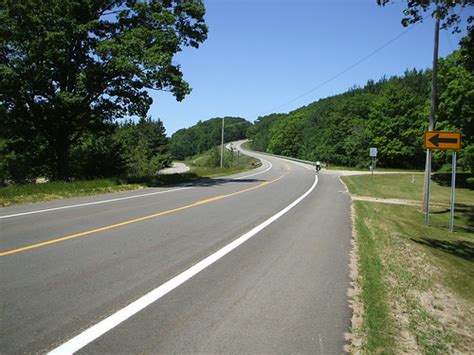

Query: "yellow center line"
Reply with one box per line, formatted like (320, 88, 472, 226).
(0, 176, 283, 257)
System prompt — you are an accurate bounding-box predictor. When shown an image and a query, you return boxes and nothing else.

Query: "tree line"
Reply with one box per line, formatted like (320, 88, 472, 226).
(2, 0, 472, 185)
(0, 117, 172, 183)
(248, 32, 473, 172)
(0, 0, 207, 183)
(169, 117, 251, 160)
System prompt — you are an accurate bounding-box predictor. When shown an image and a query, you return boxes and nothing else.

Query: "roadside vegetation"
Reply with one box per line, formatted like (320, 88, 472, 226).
(342, 173, 474, 353)
(185, 146, 259, 178)
(169, 117, 251, 160)
(247, 30, 473, 173)
(1, 1, 208, 183)
(343, 173, 473, 204)
(0, 148, 259, 207)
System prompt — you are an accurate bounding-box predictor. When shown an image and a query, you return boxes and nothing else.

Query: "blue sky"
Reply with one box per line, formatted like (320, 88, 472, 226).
(148, 0, 472, 136)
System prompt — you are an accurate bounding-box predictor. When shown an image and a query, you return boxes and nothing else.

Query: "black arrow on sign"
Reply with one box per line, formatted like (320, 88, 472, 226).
(429, 133, 458, 147)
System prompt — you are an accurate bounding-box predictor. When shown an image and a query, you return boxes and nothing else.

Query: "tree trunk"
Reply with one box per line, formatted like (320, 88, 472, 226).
(53, 141, 71, 181)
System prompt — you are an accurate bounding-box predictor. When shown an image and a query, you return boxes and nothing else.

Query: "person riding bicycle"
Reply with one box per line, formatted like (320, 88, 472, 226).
(315, 161, 321, 172)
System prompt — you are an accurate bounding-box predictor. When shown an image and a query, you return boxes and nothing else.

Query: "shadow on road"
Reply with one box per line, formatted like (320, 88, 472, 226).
(183, 178, 264, 187)
(126, 172, 265, 188)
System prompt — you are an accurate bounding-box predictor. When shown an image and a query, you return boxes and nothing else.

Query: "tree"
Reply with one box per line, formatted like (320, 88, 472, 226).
(0, 0, 207, 180)
(459, 25, 474, 71)
(368, 78, 427, 168)
(114, 117, 171, 177)
(70, 129, 126, 178)
(377, 0, 473, 32)
(248, 114, 285, 152)
(268, 115, 303, 157)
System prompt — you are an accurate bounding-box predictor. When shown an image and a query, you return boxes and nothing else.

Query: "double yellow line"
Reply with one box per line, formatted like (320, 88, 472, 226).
(0, 176, 283, 257)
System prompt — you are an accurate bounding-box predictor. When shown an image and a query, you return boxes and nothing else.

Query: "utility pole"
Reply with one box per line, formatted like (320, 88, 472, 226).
(422, 12, 440, 225)
(220, 117, 225, 168)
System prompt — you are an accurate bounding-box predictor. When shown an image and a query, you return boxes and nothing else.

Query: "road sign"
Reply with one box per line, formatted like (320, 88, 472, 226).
(369, 147, 377, 157)
(424, 131, 461, 150)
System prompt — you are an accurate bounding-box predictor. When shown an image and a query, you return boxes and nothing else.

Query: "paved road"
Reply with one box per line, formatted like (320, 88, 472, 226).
(0, 145, 352, 354)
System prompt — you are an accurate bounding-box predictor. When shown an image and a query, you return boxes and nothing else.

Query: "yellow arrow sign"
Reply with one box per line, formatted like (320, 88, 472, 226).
(424, 131, 461, 150)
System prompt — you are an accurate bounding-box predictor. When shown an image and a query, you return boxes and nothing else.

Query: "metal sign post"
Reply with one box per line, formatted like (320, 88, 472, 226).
(423, 131, 461, 231)
(449, 151, 457, 232)
(370, 148, 377, 177)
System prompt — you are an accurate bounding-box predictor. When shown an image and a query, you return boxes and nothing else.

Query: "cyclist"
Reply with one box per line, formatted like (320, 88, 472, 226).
(315, 161, 321, 173)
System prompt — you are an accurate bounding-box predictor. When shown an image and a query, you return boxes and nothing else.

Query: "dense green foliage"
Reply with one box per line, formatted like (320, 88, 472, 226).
(0, 117, 171, 184)
(114, 118, 171, 177)
(249, 42, 473, 171)
(169, 117, 251, 160)
(0, 0, 207, 180)
(377, 0, 473, 33)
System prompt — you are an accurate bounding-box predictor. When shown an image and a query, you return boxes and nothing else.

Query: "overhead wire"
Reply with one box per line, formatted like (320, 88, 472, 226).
(256, 22, 421, 117)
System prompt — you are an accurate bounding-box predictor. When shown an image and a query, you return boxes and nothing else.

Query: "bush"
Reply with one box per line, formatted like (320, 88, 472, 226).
(467, 177, 474, 190)
(432, 173, 474, 188)
(70, 134, 126, 179)
(195, 148, 237, 169)
(0, 138, 49, 184)
(460, 144, 474, 173)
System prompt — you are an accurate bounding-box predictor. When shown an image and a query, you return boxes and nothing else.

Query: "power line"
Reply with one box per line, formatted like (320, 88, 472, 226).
(257, 23, 419, 117)
(444, 30, 455, 52)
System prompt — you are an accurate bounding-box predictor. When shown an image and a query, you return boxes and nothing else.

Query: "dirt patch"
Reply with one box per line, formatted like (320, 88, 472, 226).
(383, 232, 474, 353)
(351, 196, 420, 206)
(341, 177, 474, 353)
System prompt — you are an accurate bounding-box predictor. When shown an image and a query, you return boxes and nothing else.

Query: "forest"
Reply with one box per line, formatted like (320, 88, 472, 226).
(248, 33, 473, 172)
(169, 117, 251, 160)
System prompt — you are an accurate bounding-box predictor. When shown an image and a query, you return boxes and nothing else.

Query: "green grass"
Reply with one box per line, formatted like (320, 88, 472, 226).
(344, 174, 474, 353)
(327, 164, 423, 172)
(185, 149, 259, 178)
(0, 178, 143, 207)
(354, 201, 396, 353)
(342, 173, 474, 205)
(362, 202, 473, 301)
(0, 150, 259, 207)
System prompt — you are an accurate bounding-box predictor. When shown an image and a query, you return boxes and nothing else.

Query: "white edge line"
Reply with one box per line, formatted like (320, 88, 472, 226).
(1, 149, 273, 220)
(48, 174, 319, 355)
(269, 155, 314, 171)
(0, 187, 193, 219)
(234, 157, 272, 180)
(1, 144, 274, 220)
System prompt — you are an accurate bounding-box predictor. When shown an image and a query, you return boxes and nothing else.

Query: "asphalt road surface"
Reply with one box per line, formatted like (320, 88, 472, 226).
(1, 144, 352, 354)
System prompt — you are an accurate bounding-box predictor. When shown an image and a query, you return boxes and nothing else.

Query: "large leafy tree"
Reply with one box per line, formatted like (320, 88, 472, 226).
(368, 78, 427, 168)
(0, 0, 207, 180)
(377, 0, 473, 32)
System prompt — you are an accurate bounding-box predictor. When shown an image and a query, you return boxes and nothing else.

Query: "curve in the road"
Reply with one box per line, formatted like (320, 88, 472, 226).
(0, 173, 283, 257)
(2, 146, 351, 354)
(48, 175, 319, 354)
(0, 157, 273, 220)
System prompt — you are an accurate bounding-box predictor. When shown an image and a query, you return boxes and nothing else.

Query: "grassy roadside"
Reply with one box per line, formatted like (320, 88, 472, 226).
(343, 173, 473, 205)
(342, 174, 473, 353)
(185, 151, 259, 178)
(0, 151, 259, 207)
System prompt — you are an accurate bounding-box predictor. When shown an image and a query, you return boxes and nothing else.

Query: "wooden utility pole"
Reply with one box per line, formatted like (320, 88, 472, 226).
(220, 117, 225, 168)
(422, 12, 440, 225)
